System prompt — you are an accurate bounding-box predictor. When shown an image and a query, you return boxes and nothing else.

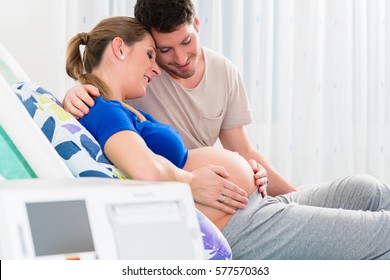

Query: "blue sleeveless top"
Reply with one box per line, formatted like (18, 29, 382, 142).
(80, 97, 188, 168)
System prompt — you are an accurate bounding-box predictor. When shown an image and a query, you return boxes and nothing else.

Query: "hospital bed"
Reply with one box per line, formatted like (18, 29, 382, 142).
(0, 43, 231, 260)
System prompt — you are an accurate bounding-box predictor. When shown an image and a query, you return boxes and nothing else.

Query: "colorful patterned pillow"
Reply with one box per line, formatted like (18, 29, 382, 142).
(13, 81, 127, 179)
(12, 81, 232, 260)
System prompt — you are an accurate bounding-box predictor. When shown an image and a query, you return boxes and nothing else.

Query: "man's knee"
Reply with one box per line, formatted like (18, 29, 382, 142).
(343, 174, 382, 191)
(343, 174, 388, 207)
(348, 174, 379, 184)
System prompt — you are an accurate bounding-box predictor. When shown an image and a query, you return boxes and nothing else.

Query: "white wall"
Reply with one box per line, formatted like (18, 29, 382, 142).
(0, 0, 67, 99)
(0, 0, 112, 100)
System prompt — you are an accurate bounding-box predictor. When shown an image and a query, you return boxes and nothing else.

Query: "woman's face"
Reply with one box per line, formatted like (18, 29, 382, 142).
(123, 33, 161, 99)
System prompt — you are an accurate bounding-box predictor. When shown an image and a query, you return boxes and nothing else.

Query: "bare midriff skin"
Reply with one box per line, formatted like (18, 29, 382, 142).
(183, 147, 257, 231)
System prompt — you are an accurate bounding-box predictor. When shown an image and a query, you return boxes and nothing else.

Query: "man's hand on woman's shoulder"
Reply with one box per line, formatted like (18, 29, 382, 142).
(63, 84, 100, 119)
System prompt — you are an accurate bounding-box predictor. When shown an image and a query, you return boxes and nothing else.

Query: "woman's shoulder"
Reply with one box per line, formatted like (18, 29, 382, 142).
(81, 97, 128, 126)
(93, 97, 121, 109)
(91, 97, 125, 116)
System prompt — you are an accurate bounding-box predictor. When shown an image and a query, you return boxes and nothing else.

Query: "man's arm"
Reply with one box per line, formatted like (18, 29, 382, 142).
(219, 126, 297, 196)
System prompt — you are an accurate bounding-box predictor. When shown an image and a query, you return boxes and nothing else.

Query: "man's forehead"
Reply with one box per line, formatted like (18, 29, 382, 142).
(151, 24, 196, 47)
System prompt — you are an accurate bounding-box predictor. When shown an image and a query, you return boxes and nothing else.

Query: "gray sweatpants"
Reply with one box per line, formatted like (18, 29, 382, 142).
(221, 174, 390, 259)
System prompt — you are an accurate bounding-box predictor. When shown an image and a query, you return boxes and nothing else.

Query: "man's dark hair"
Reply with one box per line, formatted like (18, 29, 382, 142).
(134, 0, 195, 33)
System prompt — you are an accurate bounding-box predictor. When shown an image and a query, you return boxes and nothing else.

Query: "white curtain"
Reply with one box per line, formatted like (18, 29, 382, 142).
(76, 0, 390, 185)
(195, 0, 390, 185)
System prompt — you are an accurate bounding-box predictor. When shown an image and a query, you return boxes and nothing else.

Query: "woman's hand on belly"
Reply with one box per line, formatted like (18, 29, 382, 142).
(189, 165, 249, 214)
(184, 147, 258, 230)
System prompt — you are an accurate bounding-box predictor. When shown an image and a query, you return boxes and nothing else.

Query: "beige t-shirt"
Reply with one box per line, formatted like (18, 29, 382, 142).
(127, 47, 252, 149)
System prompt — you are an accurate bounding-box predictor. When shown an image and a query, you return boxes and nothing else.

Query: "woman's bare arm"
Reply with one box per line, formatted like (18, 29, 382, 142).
(104, 130, 248, 214)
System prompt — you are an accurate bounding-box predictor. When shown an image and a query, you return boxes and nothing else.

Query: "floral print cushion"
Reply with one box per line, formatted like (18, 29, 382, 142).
(12, 81, 232, 260)
(13, 81, 127, 179)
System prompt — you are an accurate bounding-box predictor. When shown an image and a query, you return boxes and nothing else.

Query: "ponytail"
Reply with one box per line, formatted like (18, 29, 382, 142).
(65, 32, 112, 99)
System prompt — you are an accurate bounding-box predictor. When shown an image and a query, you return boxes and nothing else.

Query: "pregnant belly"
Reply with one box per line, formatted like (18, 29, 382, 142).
(184, 147, 257, 230)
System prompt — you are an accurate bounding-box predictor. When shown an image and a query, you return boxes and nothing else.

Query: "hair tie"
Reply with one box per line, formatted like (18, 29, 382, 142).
(79, 32, 90, 45)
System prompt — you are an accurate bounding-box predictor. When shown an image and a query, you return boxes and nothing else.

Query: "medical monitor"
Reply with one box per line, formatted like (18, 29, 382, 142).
(26, 200, 95, 257)
(0, 178, 203, 260)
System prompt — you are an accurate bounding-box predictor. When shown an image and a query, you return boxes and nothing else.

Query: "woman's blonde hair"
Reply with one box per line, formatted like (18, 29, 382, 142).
(66, 16, 148, 99)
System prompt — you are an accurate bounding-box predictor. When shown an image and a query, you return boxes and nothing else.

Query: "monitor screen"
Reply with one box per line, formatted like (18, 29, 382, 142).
(26, 200, 95, 257)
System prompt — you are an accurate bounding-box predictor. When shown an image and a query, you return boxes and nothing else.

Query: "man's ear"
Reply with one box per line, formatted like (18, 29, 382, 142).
(112, 37, 125, 60)
(194, 15, 200, 32)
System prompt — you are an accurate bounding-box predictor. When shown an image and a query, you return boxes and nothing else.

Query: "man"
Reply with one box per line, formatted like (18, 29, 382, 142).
(63, 0, 297, 208)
